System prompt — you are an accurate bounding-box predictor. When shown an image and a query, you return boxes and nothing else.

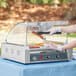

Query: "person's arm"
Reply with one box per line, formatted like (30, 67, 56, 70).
(49, 24, 76, 34)
(61, 25, 76, 33)
(62, 40, 76, 50)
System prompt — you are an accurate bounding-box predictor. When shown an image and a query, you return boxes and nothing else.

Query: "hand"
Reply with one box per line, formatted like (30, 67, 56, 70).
(44, 43, 57, 50)
(44, 43, 64, 51)
(48, 27, 61, 35)
(56, 45, 64, 51)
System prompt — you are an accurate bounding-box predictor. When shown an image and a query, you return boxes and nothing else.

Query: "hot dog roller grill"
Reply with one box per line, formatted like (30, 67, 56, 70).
(1, 21, 72, 64)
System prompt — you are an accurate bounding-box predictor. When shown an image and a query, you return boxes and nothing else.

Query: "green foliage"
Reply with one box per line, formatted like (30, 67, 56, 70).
(59, 0, 76, 4)
(42, 0, 49, 4)
(0, 0, 8, 8)
(28, 0, 76, 4)
(68, 0, 76, 3)
(59, 0, 68, 4)
(30, 0, 42, 4)
(68, 33, 76, 38)
(43, 0, 53, 4)
(29, 0, 53, 4)
(0, 48, 1, 56)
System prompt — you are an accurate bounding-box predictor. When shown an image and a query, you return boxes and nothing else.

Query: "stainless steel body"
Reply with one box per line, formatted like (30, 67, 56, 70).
(1, 21, 72, 64)
(1, 42, 72, 64)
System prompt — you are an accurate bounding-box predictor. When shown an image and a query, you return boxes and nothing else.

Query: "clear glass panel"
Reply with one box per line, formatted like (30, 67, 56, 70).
(6, 22, 45, 46)
(6, 21, 68, 47)
(6, 22, 27, 45)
